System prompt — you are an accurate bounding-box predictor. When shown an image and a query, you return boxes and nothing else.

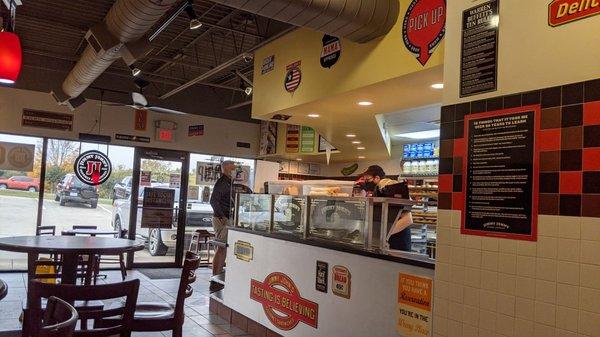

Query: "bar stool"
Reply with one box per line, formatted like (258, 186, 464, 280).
(188, 229, 214, 265)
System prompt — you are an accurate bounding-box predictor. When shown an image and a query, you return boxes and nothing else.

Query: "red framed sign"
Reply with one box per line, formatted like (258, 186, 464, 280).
(461, 105, 541, 241)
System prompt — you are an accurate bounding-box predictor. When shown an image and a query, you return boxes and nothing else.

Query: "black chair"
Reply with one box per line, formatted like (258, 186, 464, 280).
(37, 296, 78, 337)
(93, 229, 129, 283)
(27, 279, 139, 337)
(72, 225, 98, 236)
(36, 226, 56, 236)
(71, 225, 99, 284)
(0, 278, 7, 301)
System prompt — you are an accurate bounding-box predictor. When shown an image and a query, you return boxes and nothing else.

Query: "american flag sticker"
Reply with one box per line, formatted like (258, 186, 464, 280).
(284, 61, 302, 93)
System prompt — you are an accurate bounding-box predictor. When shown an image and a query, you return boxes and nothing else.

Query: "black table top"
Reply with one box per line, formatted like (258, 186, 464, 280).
(0, 236, 144, 254)
(61, 229, 119, 236)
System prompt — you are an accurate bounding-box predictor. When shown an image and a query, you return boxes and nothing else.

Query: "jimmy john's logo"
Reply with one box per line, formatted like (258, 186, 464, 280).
(548, 0, 600, 26)
(74, 150, 112, 186)
(402, 0, 446, 66)
(320, 35, 341, 68)
(250, 272, 318, 330)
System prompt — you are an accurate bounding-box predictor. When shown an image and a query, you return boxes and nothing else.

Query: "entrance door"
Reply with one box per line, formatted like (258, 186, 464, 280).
(128, 148, 189, 267)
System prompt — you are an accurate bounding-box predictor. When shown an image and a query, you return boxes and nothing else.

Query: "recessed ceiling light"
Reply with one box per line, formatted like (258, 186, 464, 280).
(357, 147, 365, 150)
(395, 129, 440, 139)
(346, 134, 356, 138)
(357, 101, 373, 106)
(296, 158, 302, 161)
(307, 113, 320, 118)
(431, 83, 444, 89)
(358, 156, 365, 159)
(352, 141, 361, 144)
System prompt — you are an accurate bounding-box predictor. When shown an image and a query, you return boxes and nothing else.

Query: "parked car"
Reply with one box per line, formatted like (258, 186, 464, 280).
(55, 173, 99, 208)
(0, 176, 40, 192)
(113, 176, 132, 201)
(112, 184, 214, 256)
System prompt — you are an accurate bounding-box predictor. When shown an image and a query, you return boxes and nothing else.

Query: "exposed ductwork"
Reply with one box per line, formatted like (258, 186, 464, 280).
(209, 0, 399, 43)
(54, 0, 178, 102)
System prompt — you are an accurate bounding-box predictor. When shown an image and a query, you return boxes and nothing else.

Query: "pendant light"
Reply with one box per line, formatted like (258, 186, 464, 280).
(0, 0, 22, 84)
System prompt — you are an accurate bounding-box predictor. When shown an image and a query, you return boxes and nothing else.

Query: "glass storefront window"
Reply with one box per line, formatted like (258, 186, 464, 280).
(0, 133, 43, 270)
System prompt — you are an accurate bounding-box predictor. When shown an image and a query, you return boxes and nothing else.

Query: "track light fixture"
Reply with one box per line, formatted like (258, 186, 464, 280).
(129, 64, 141, 77)
(185, 2, 202, 30)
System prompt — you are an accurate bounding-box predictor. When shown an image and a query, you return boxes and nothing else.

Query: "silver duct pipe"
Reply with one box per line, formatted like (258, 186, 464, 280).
(60, 0, 178, 99)
(209, 0, 399, 43)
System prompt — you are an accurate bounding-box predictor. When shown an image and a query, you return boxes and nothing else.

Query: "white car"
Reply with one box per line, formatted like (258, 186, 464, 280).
(112, 184, 213, 256)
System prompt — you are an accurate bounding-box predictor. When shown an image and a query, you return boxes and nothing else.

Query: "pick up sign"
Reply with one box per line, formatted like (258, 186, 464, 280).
(548, 0, 600, 26)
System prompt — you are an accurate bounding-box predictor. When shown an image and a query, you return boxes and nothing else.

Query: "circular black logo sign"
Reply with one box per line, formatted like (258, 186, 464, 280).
(320, 34, 341, 68)
(74, 150, 112, 186)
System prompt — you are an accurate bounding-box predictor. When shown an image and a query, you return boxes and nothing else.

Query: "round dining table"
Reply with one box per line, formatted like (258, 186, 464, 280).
(61, 229, 120, 236)
(0, 236, 144, 284)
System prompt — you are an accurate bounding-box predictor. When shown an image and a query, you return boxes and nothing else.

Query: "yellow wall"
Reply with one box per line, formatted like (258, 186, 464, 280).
(252, 0, 445, 118)
(443, 0, 600, 105)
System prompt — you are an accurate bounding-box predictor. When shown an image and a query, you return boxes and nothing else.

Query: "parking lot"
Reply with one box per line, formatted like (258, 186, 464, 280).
(0, 193, 173, 269)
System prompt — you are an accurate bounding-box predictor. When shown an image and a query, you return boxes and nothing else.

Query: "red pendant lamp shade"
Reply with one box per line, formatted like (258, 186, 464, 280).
(0, 32, 22, 84)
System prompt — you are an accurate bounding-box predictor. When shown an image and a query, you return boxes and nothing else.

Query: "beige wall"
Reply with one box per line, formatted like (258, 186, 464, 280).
(0, 87, 259, 158)
(443, 0, 600, 105)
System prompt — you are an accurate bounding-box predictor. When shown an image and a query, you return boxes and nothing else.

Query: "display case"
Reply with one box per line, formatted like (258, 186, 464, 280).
(234, 194, 416, 252)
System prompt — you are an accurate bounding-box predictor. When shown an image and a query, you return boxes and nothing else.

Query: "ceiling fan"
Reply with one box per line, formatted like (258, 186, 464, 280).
(103, 78, 187, 115)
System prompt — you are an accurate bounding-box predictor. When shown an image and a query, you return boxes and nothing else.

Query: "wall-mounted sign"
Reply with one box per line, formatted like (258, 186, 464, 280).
(134, 109, 147, 131)
(332, 265, 351, 299)
(169, 174, 181, 188)
(341, 163, 359, 176)
(115, 134, 151, 143)
(234, 240, 254, 262)
(196, 161, 221, 184)
(548, 0, 600, 26)
(463, 107, 539, 241)
(73, 150, 112, 186)
(320, 34, 341, 68)
(188, 124, 204, 137)
(300, 126, 316, 153)
(140, 171, 152, 187)
(0, 142, 35, 172)
(397, 273, 433, 337)
(141, 188, 175, 229)
(279, 161, 290, 173)
(318, 136, 338, 153)
(22, 109, 73, 131)
(309, 164, 320, 176)
(259, 121, 278, 156)
(284, 61, 302, 93)
(402, 0, 446, 66)
(261, 55, 275, 74)
(250, 272, 318, 330)
(298, 162, 310, 175)
(315, 261, 328, 293)
(460, 0, 500, 97)
(286, 124, 300, 153)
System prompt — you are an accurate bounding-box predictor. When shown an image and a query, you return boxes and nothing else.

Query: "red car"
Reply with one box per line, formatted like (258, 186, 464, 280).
(0, 176, 40, 192)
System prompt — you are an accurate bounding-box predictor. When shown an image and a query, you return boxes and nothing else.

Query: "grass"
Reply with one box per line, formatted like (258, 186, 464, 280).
(0, 189, 113, 205)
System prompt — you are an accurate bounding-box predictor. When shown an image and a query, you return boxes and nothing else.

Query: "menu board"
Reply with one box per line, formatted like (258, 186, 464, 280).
(460, 0, 499, 97)
(463, 109, 537, 240)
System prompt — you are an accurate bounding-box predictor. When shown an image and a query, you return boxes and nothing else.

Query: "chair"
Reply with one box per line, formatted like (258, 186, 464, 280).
(109, 252, 200, 337)
(72, 225, 98, 236)
(93, 229, 129, 283)
(36, 226, 56, 236)
(0, 278, 7, 301)
(188, 229, 214, 265)
(71, 225, 99, 284)
(37, 296, 78, 337)
(27, 278, 139, 337)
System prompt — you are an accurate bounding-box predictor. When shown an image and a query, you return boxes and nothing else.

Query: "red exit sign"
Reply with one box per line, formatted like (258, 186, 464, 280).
(157, 129, 174, 142)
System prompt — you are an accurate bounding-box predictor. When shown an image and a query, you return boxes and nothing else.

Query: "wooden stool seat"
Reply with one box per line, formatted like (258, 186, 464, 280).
(188, 229, 214, 265)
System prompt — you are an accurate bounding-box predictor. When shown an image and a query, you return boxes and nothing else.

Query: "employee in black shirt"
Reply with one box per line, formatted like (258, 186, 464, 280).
(210, 160, 236, 277)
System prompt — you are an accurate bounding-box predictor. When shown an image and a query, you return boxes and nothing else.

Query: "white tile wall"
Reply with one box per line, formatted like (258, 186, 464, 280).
(433, 212, 600, 337)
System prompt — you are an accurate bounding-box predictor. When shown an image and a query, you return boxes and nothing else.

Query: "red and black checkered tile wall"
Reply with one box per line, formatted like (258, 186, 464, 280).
(438, 78, 600, 217)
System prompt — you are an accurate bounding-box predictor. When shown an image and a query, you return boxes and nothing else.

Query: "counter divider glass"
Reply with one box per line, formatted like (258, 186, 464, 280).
(233, 194, 415, 252)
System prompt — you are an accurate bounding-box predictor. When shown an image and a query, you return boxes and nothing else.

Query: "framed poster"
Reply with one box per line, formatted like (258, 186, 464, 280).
(462, 105, 540, 241)
(196, 161, 221, 184)
(286, 125, 300, 153)
(298, 162, 310, 174)
(279, 161, 290, 173)
(259, 121, 277, 156)
(460, 0, 499, 97)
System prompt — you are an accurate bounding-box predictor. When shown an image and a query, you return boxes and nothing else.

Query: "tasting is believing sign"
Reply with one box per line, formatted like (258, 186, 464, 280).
(462, 106, 540, 241)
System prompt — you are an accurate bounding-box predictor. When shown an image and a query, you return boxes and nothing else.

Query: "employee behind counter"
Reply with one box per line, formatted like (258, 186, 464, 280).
(357, 165, 412, 251)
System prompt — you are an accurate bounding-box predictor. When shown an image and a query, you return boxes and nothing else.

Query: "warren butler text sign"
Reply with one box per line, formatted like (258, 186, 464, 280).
(463, 108, 539, 241)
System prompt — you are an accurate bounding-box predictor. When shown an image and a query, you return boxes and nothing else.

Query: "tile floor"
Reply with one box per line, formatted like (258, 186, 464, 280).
(0, 267, 249, 337)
